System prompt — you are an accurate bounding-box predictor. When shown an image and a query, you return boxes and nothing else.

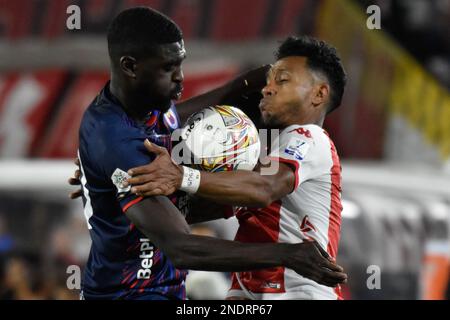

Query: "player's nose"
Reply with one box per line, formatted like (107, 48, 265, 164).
(173, 67, 184, 83)
(261, 83, 276, 97)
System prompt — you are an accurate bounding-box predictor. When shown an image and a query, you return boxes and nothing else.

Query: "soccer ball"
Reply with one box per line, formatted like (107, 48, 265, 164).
(178, 105, 260, 172)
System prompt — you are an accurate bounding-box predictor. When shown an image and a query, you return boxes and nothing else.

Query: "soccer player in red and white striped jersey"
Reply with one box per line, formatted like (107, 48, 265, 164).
(228, 122, 343, 299)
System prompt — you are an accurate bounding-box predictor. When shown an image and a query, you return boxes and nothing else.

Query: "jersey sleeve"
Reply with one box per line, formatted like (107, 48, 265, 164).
(97, 125, 155, 212)
(268, 125, 325, 189)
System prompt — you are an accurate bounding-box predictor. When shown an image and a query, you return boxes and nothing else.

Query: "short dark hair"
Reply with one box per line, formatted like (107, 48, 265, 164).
(276, 36, 347, 113)
(107, 7, 182, 61)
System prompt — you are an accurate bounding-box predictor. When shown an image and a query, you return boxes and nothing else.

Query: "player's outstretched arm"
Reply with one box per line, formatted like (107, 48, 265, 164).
(176, 65, 269, 123)
(126, 196, 347, 287)
(125, 140, 295, 207)
(185, 196, 235, 224)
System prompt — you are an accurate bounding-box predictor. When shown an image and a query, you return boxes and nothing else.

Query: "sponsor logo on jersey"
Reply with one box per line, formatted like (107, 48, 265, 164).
(137, 238, 154, 280)
(300, 215, 317, 233)
(261, 282, 281, 289)
(289, 127, 312, 138)
(284, 138, 310, 160)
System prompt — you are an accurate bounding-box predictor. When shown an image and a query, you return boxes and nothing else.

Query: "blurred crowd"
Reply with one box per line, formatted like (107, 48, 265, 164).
(358, 0, 450, 88)
(0, 199, 88, 300)
(0, 195, 237, 300)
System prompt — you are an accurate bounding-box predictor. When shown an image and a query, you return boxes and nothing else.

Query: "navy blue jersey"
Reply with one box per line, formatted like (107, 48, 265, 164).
(78, 82, 189, 300)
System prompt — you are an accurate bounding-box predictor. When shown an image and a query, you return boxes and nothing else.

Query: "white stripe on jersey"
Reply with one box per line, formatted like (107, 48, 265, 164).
(78, 150, 93, 230)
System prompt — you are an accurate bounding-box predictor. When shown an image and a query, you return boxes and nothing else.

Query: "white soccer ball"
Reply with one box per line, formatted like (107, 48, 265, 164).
(179, 105, 260, 172)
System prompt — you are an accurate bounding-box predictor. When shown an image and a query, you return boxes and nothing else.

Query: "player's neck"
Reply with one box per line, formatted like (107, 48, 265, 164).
(314, 117, 324, 127)
(109, 80, 147, 122)
(288, 116, 324, 128)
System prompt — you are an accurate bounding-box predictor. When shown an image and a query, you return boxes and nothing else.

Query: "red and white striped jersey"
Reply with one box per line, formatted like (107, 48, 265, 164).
(228, 124, 343, 300)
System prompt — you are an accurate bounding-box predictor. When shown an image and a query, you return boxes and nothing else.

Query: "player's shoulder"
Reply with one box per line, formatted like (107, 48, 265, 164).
(282, 124, 328, 142)
(281, 124, 333, 159)
(80, 97, 140, 142)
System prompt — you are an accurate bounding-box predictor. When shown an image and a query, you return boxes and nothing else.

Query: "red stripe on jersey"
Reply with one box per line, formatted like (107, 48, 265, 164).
(326, 138, 342, 258)
(130, 279, 139, 289)
(121, 271, 134, 285)
(267, 156, 300, 189)
(122, 196, 144, 213)
(233, 201, 285, 293)
(326, 137, 343, 299)
(335, 285, 344, 300)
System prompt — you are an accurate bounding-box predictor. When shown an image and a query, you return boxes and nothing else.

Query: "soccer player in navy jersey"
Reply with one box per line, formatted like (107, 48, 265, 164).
(73, 7, 346, 300)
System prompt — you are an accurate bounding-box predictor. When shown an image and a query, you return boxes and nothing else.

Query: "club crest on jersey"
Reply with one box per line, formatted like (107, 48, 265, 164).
(284, 138, 310, 160)
(164, 108, 178, 130)
(111, 168, 131, 193)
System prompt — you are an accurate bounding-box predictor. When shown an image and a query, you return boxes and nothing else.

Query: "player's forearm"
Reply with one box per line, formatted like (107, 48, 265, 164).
(176, 81, 238, 123)
(197, 170, 273, 207)
(127, 197, 289, 271)
(167, 234, 291, 272)
(186, 197, 232, 224)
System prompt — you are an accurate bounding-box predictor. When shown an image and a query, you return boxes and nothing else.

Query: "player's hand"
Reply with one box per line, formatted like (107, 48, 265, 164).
(68, 157, 83, 199)
(125, 140, 183, 197)
(287, 241, 347, 287)
(231, 64, 270, 96)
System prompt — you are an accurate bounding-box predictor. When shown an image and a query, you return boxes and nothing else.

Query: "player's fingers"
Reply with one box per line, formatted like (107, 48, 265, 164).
(318, 267, 347, 282)
(69, 189, 83, 199)
(125, 173, 157, 186)
(68, 177, 81, 185)
(315, 277, 342, 288)
(313, 241, 334, 262)
(140, 188, 166, 197)
(152, 184, 173, 196)
(319, 258, 344, 273)
(132, 182, 164, 195)
(144, 139, 167, 156)
(75, 169, 81, 179)
(151, 188, 166, 196)
(306, 268, 346, 287)
(127, 164, 158, 176)
(300, 270, 324, 286)
(74, 157, 80, 166)
(141, 190, 156, 197)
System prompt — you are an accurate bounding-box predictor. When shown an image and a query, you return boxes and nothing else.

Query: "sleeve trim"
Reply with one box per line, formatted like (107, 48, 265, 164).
(122, 196, 144, 213)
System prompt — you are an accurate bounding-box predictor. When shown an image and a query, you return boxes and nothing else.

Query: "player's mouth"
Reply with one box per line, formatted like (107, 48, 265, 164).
(259, 99, 271, 113)
(171, 85, 183, 100)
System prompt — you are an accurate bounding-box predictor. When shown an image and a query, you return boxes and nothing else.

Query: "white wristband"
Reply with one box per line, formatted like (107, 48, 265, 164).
(180, 166, 201, 194)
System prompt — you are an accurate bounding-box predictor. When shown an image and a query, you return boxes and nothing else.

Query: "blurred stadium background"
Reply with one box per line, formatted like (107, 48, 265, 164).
(0, 0, 449, 300)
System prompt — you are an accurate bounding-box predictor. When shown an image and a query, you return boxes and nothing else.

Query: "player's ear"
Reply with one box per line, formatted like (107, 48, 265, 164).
(311, 83, 330, 108)
(119, 56, 137, 79)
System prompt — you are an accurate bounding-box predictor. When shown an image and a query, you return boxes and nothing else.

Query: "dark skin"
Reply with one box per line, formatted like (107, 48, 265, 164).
(110, 41, 186, 119)
(70, 49, 347, 286)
